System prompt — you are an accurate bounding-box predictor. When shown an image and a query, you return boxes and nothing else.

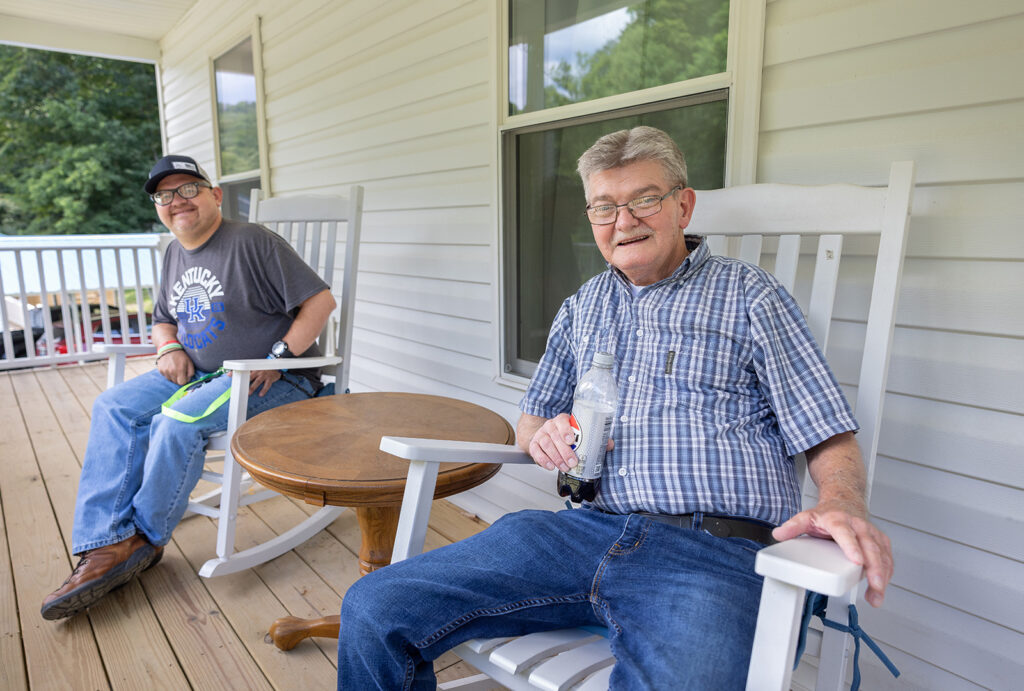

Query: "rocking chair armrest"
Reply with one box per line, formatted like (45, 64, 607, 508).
(93, 343, 159, 355)
(754, 535, 863, 597)
(221, 355, 343, 372)
(98, 343, 160, 388)
(379, 436, 532, 465)
(382, 437, 529, 564)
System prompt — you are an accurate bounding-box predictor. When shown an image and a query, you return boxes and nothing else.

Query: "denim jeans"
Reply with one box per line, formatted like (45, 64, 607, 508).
(337, 507, 765, 690)
(71, 368, 316, 554)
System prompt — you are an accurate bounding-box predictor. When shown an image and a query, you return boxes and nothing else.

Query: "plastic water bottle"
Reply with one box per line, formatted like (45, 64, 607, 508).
(557, 351, 616, 503)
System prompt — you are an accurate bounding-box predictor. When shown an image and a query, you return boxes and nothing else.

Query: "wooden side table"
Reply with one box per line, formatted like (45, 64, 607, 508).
(230, 391, 514, 649)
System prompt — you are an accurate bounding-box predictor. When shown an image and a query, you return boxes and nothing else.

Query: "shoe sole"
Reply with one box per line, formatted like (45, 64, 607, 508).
(41, 544, 158, 621)
(146, 546, 165, 571)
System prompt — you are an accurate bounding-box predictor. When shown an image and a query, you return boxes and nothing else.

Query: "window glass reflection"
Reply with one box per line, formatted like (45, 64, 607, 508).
(509, 0, 729, 115)
(513, 96, 728, 365)
(214, 39, 259, 176)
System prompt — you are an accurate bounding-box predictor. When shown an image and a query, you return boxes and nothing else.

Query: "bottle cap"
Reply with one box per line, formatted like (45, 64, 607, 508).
(593, 351, 614, 367)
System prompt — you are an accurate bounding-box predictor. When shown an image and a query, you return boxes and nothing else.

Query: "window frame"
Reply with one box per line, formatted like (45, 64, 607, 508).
(208, 16, 271, 218)
(494, 0, 766, 386)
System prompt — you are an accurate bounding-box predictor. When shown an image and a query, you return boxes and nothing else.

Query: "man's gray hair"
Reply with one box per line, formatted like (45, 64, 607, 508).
(577, 126, 688, 198)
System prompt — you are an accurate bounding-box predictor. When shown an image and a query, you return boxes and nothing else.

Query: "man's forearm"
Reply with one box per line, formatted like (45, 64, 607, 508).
(779, 430, 893, 607)
(804, 431, 868, 514)
(152, 322, 179, 348)
(281, 289, 337, 355)
(516, 413, 547, 453)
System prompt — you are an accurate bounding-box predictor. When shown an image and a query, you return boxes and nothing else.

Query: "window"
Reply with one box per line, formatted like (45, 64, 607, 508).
(212, 35, 266, 221)
(501, 0, 763, 379)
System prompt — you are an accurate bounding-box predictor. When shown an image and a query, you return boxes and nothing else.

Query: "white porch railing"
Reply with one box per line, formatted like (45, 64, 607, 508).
(0, 233, 171, 370)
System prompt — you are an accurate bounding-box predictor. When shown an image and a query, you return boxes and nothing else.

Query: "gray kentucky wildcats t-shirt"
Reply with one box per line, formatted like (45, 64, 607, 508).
(153, 219, 330, 377)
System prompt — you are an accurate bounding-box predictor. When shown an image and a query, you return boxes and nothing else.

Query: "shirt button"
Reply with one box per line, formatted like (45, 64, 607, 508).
(636, 328, 643, 336)
(628, 375, 636, 383)
(618, 468, 628, 477)
(620, 415, 627, 423)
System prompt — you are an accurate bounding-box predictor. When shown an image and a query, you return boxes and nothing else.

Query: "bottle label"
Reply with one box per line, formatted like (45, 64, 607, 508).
(568, 404, 612, 480)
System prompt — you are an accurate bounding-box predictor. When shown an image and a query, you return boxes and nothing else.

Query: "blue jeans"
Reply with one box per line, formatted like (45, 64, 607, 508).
(71, 368, 316, 554)
(337, 508, 765, 690)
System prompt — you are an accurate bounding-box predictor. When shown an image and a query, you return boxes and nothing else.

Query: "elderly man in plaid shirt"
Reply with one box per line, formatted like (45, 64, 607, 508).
(337, 126, 894, 690)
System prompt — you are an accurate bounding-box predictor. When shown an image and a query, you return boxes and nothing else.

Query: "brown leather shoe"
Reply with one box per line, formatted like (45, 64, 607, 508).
(40, 534, 159, 620)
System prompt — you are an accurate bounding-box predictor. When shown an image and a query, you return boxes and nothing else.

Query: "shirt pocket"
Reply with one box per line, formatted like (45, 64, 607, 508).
(654, 334, 745, 407)
(652, 341, 688, 407)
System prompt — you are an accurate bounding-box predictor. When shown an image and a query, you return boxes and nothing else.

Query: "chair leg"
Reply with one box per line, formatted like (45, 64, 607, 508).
(186, 470, 271, 517)
(106, 352, 127, 390)
(212, 371, 252, 562)
(814, 590, 855, 691)
(746, 577, 805, 691)
(214, 452, 245, 560)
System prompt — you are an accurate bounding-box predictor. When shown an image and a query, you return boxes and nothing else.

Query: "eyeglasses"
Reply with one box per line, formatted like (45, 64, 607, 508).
(150, 181, 212, 206)
(584, 185, 682, 225)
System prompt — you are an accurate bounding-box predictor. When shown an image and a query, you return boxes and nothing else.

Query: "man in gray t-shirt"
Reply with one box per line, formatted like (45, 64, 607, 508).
(153, 217, 329, 384)
(42, 155, 337, 621)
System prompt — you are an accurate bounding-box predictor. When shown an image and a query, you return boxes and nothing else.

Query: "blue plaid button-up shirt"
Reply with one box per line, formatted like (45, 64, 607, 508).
(520, 237, 858, 525)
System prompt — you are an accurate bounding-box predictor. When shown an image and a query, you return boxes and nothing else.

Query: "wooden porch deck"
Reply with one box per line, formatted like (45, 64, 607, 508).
(0, 357, 495, 690)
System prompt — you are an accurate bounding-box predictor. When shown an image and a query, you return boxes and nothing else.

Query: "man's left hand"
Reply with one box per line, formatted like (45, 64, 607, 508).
(772, 498, 893, 607)
(249, 369, 283, 396)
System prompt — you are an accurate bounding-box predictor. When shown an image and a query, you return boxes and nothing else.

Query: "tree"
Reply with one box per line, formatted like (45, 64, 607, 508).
(0, 45, 162, 235)
(217, 101, 259, 176)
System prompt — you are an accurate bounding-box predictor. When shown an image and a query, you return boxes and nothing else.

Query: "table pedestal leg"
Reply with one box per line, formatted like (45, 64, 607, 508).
(268, 505, 401, 650)
(355, 505, 400, 575)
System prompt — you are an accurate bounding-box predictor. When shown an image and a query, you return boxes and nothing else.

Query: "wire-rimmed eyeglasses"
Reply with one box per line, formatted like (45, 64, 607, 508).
(150, 181, 212, 206)
(584, 185, 682, 225)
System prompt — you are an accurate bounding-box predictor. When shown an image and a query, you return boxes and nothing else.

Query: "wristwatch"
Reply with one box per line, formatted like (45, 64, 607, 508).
(269, 340, 295, 359)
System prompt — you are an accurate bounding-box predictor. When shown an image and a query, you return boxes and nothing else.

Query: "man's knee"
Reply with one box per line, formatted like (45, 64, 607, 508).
(93, 383, 131, 416)
(340, 568, 403, 640)
(92, 371, 167, 420)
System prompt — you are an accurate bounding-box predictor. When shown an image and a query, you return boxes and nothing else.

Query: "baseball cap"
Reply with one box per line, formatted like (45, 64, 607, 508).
(144, 154, 214, 194)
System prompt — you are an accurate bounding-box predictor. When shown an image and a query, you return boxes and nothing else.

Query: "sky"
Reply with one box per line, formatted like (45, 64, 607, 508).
(509, 7, 630, 110)
(216, 72, 256, 106)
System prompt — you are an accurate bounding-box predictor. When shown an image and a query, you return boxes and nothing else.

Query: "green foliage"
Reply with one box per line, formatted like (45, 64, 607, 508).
(527, 0, 729, 112)
(217, 100, 259, 176)
(527, 0, 730, 189)
(0, 45, 161, 235)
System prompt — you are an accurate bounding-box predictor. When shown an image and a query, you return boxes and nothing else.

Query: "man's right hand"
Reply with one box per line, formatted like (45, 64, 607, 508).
(516, 412, 614, 473)
(157, 349, 194, 386)
(526, 413, 579, 472)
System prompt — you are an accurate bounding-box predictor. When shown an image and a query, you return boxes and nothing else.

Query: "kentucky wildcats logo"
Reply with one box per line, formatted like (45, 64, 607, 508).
(168, 266, 227, 350)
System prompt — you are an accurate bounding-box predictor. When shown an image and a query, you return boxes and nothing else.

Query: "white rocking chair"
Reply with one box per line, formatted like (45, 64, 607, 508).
(98, 185, 363, 577)
(379, 162, 914, 690)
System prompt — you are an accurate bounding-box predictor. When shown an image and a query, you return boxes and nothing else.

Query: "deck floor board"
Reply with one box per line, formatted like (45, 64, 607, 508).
(0, 359, 497, 690)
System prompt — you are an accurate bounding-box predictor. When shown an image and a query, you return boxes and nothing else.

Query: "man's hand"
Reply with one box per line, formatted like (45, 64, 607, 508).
(157, 348, 194, 386)
(516, 412, 613, 472)
(249, 369, 282, 397)
(772, 432, 894, 607)
(524, 413, 578, 471)
(773, 499, 893, 607)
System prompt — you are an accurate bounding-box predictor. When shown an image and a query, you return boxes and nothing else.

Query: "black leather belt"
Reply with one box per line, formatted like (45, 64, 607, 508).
(637, 512, 777, 546)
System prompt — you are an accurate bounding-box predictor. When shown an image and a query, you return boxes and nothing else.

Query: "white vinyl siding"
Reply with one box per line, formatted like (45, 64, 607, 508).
(155, 1, 1023, 688)
(761, 1, 1024, 688)
(158, 0, 552, 513)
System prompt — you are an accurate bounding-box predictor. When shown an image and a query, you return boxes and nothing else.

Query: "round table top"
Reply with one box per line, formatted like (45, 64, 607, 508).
(230, 392, 514, 507)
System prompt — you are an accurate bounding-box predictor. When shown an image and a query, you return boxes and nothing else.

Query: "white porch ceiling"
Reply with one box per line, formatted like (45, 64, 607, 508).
(0, 0, 198, 60)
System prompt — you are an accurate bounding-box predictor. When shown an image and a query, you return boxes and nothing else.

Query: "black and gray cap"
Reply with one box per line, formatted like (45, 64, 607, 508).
(144, 154, 213, 194)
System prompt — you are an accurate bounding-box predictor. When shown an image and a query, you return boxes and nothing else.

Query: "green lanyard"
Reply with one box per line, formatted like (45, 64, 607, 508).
(160, 368, 231, 423)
